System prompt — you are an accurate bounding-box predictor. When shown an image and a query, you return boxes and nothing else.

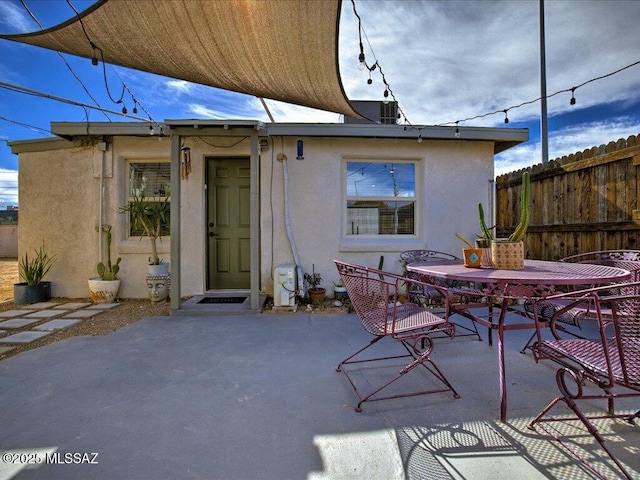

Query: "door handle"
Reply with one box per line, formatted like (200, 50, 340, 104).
(209, 232, 217, 237)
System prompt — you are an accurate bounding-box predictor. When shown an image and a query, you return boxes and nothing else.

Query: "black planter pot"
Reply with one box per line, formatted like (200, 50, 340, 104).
(13, 282, 52, 304)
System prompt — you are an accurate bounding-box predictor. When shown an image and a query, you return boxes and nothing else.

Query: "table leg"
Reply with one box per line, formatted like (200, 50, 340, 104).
(498, 298, 509, 422)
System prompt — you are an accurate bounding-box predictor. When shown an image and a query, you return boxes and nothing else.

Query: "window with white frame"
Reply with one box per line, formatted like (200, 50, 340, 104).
(345, 161, 416, 236)
(126, 161, 171, 237)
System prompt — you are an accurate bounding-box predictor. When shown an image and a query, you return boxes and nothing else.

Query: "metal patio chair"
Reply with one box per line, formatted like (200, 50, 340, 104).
(334, 260, 460, 412)
(528, 283, 640, 480)
(521, 250, 640, 353)
(400, 250, 483, 341)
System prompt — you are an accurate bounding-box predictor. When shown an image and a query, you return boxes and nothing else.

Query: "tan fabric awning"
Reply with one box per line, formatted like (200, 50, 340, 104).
(1, 0, 363, 119)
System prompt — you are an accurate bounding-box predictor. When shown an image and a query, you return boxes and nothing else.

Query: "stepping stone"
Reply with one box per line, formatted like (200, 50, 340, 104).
(24, 310, 68, 319)
(0, 346, 15, 355)
(27, 302, 61, 309)
(54, 302, 92, 310)
(63, 309, 103, 319)
(86, 303, 120, 310)
(0, 318, 43, 329)
(0, 331, 52, 344)
(34, 319, 82, 331)
(0, 310, 32, 319)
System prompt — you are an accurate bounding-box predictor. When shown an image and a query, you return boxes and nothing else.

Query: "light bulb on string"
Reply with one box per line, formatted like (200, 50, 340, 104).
(570, 88, 576, 106)
(121, 105, 127, 115)
(358, 49, 366, 71)
(149, 124, 155, 136)
(417, 133, 423, 144)
(383, 89, 389, 105)
(503, 110, 509, 124)
(455, 122, 460, 138)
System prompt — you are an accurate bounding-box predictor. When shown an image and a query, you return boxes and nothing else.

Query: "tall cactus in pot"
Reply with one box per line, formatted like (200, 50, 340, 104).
(508, 170, 531, 242)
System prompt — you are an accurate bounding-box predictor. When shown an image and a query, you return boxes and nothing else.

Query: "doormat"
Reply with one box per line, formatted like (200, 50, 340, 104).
(197, 296, 247, 304)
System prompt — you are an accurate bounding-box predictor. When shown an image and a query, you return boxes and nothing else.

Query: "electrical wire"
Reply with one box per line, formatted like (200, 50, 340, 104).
(21, 0, 111, 121)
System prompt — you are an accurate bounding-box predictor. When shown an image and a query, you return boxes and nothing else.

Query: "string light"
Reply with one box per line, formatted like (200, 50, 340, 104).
(503, 110, 509, 124)
(439, 59, 640, 129)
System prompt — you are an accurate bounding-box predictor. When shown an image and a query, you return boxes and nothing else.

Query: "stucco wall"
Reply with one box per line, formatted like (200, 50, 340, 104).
(18, 133, 494, 300)
(260, 137, 494, 296)
(0, 224, 18, 257)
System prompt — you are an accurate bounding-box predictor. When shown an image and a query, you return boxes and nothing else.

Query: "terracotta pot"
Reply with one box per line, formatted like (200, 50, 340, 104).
(491, 241, 524, 270)
(308, 287, 326, 303)
(462, 248, 483, 268)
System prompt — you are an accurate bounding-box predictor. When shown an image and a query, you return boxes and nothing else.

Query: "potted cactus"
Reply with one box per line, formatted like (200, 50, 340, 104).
(491, 170, 531, 270)
(476, 202, 494, 267)
(88, 225, 122, 303)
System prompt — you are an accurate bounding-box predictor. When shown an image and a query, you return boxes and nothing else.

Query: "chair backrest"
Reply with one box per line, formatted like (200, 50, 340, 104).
(598, 291, 640, 388)
(561, 250, 640, 282)
(399, 250, 459, 265)
(340, 272, 392, 336)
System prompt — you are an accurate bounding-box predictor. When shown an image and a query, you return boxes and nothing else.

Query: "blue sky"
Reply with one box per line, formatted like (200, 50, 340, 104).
(1, 0, 640, 208)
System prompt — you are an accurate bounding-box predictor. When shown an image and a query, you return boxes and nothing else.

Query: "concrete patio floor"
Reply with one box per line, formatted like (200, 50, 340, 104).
(0, 310, 638, 480)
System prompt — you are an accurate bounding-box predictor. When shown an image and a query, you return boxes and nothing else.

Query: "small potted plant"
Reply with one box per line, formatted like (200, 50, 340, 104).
(14, 241, 56, 304)
(120, 193, 170, 275)
(455, 233, 483, 268)
(304, 265, 325, 303)
(333, 280, 348, 301)
(88, 225, 122, 303)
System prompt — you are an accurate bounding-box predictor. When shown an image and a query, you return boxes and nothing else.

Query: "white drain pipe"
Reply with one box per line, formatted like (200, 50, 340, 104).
(280, 153, 305, 297)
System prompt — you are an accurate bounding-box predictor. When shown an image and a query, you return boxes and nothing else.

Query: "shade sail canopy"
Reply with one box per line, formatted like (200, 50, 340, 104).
(1, 0, 363, 119)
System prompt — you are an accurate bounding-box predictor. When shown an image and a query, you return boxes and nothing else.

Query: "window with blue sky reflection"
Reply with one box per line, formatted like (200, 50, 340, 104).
(346, 161, 415, 235)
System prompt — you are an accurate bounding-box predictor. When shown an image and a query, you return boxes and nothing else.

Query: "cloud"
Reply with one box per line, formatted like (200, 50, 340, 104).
(166, 80, 194, 94)
(495, 115, 640, 176)
(0, 167, 18, 207)
(0, 1, 34, 33)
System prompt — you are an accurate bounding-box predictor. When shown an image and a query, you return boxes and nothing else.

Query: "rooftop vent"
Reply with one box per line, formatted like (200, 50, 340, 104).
(344, 101, 398, 125)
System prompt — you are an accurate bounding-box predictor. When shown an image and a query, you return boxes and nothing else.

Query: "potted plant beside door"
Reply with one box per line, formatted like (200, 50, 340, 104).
(120, 193, 170, 275)
(14, 242, 56, 304)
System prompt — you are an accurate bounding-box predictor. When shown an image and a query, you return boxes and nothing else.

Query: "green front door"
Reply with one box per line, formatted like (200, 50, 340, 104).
(206, 157, 251, 289)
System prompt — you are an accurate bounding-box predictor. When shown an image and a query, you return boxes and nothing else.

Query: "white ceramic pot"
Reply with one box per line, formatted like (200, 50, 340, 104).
(88, 278, 120, 303)
(148, 262, 169, 276)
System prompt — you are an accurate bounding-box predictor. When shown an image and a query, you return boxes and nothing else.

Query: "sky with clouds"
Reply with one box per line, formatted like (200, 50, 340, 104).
(1, 0, 639, 208)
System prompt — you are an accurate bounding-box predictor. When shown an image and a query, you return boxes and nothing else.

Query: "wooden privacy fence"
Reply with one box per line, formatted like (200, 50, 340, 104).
(496, 133, 640, 261)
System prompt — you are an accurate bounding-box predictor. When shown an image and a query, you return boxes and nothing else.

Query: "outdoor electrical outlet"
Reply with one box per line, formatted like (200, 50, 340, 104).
(276, 153, 287, 162)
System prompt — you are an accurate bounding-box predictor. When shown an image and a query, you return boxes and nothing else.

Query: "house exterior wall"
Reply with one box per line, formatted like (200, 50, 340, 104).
(260, 136, 494, 296)
(16, 133, 494, 300)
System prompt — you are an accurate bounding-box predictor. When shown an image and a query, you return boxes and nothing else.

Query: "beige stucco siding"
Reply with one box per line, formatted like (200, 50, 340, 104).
(18, 143, 100, 298)
(260, 136, 494, 296)
(17, 132, 495, 300)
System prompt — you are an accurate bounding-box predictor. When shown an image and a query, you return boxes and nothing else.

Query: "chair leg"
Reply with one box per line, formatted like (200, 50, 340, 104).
(337, 334, 459, 412)
(528, 368, 637, 480)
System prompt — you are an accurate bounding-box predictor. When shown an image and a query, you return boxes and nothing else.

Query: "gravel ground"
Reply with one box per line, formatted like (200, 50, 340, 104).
(0, 258, 170, 361)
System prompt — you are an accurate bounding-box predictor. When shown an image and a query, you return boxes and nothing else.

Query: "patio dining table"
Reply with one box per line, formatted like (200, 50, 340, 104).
(406, 259, 631, 421)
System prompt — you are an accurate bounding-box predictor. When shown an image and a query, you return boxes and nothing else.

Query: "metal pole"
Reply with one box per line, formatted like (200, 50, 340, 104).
(540, 0, 549, 164)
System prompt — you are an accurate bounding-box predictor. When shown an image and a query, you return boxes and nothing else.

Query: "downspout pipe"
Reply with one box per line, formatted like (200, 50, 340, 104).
(281, 154, 305, 297)
(97, 140, 109, 262)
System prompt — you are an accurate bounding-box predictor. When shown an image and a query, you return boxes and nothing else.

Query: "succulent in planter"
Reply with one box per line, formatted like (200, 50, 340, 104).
(15, 241, 56, 304)
(18, 242, 56, 287)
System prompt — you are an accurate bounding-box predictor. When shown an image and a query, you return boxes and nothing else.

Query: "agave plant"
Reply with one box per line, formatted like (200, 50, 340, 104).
(19, 242, 56, 286)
